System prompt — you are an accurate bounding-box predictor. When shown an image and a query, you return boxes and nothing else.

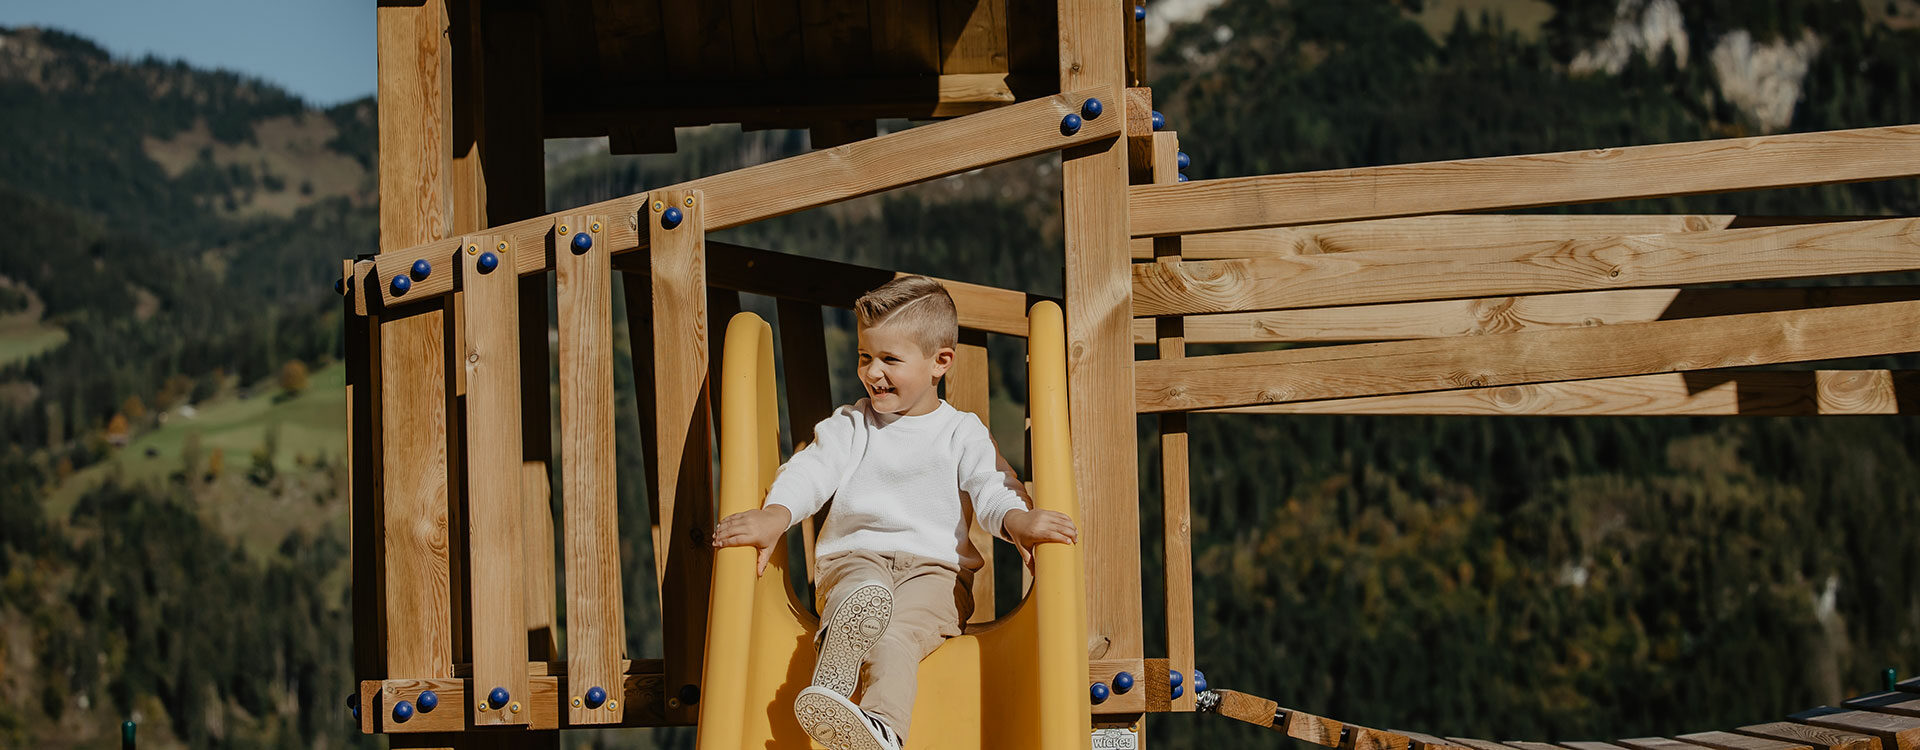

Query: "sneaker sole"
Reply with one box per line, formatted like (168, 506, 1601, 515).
(794, 690, 888, 750)
(813, 582, 892, 696)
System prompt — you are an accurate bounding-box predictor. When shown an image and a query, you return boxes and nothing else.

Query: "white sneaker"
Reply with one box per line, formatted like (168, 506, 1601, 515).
(794, 685, 902, 750)
(812, 581, 892, 696)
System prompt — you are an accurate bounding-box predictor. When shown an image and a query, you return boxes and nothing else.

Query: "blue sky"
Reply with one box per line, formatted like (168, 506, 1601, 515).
(0, 0, 374, 106)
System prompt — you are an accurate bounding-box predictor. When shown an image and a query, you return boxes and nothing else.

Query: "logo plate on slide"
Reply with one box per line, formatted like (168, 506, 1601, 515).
(1092, 728, 1139, 750)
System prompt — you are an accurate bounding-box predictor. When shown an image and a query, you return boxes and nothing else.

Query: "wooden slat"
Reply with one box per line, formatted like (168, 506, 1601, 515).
(939, 0, 1007, 74)
(747, 0, 802, 77)
(1005, 0, 1057, 92)
(1133, 218, 1920, 316)
(1508, 742, 1568, 750)
(1676, 731, 1813, 750)
(1354, 728, 1413, 750)
(775, 299, 834, 587)
(1796, 708, 1920, 750)
(1396, 730, 1469, 750)
(347, 261, 385, 684)
(556, 217, 624, 725)
(359, 668, 668, 733)
(1088, 657, 1147, 714)
(945, 329, 998, 622)
(461, 235, 530, 726)
(1562, 742, 1628, 750)
(1902, 677, 1920, 693)
(1848, 692, 1920, 718)
(1130, 287, 1920, 345)
(647, 189, 713, 725)
(1136, 299, 1920, 413)
(1122, 214, 1808, 260)
(545, 73, 1039, 136)
(661, 0, 734, 81)
(696, 242, 1034, 337)
(1213, 370, 1920, 417)
(1130, 124, 1920, 237)
(872, 2, 939, 73)
(1147, 129, 1196, 714)
(591, 0, 667, 78)
(375, 86, 1118, 310)
(1739, 721, 1883, 750)
(1450, 739, 1519, 750)
(1060, 0, 1142, 712)
(1282, 707, 1347, 747)
(1212, 689, 1279, 729)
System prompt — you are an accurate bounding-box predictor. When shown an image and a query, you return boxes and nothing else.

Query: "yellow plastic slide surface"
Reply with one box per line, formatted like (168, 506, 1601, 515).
(699, 303, 1091, 749)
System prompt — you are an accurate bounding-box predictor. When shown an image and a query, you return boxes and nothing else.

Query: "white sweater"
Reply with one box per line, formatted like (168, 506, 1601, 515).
(763, 399, 1030, 570)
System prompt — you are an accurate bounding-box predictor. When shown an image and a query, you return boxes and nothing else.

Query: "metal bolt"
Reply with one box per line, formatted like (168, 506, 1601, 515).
(497, 241, 507, 252)
(558, 224, 570, 235)
(667, 697, 681, 709)
(572, 697, 582, 708)
(683, 195, 695, 208)
(608, 699, 619, 710)
(509, 701, 522, 713)
(591, 221, 602, 233)
(653, 200, 665, 212)
(467, 244, 479, 256)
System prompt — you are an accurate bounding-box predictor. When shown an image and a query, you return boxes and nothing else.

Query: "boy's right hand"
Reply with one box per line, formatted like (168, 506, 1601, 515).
(711, 506, 792, 576)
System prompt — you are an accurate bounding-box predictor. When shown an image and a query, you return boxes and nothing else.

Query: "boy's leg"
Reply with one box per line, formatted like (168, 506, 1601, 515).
(856, 554, 974, 742)
(813, 551, 894, 696)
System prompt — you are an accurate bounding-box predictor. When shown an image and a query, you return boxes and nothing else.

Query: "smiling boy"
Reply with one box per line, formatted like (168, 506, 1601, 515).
(710, 275, 1078, 750)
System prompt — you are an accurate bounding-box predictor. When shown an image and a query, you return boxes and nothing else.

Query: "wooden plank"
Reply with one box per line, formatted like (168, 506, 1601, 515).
(1122, 214, 1799, 260)
(1146, 129, 1196, 715)
(1089, 657, 1148, 714)
(1508, 742, 1567, 750)
(1213, 370, 1920, 417)
(592, 0, 667, 78)
(1676, 731, 1812, 750)
(801, 0, 872, 77)
(1130, 287, 1920, 345)
(1450, 739, 1519, 750)
(647, 189, 714, 725)
(375, 84, 1120, 309)
(1395, 731, 1467, 750)
(775, 299, 834, 586)
(872, 2, 939, 73)
(556, 216, 624, 725)
(1796, 707, 1920, 750)
(944, 329, 997, 623)
(1562, 742, 1628, 750)
(1124, 0, 1145, 85)
(460, 234, 530, 726)
(1282, 707, 1347, 747)
(1061, 0, 1141, 707)
(1005, 0, 1056, 93)
(748, 0, 802, 76)
(347, 261, 386, 684)
(1129, 124, 1920, 237)
(695, 242, 1034, 337)
(1739, 721, 1883, 750)
(1136, 299, 1920, 413)
(1902, 677, 1920, 693)
(1848, 692, 1920, 718)
(544, 72, 1038, 135)
(1212, 689, 1279, 729)
(359, 668, 668, 733)
(939, 0, 1007, 74)
(1132, 218, 1920, 316)
(660, 0, 734, 82)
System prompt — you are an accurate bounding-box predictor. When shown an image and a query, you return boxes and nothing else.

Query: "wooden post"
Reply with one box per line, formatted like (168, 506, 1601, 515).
(775, 299, 834, 591)
(1060, 0, 1143, 738)
(648, 189, 714, 724)
(346, 260, 385, 686)
(946, 328, 997, 622)
(1149, 131, 1196, 713)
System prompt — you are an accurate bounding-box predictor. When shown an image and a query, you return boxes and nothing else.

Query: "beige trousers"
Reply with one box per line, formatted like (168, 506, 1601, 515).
(815, 549, 975, 741)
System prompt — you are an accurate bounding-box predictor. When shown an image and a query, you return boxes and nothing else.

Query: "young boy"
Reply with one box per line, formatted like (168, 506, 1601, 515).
(710, 275, 1078, 750)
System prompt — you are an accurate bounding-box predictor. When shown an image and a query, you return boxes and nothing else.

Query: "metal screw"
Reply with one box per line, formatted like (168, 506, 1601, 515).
(608, 699, 619, 710)
(558, 224, 570, 235)
(591, 221, 602, 233)
(653, 200, 665, 212)
(466, 244, 478, 256)
(572, 697, 582, 708)
(683, 195, 695, 208)
(497, 241, 507, 252)
(667, 697, 681, 709)
(509, 701, 522, 713)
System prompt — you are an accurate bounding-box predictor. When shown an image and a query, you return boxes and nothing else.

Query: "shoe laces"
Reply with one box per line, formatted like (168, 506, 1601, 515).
(863, 711, 900, 745)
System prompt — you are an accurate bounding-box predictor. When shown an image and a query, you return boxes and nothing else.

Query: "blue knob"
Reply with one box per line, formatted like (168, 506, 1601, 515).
(1176, 151, 1191, 170)
(661, 206, 684, 229)
(1194, 669, 1208, 693)
(679, 684, 701, 706)
(477, 251, 499, 274)
(390, 275, 411, 295)
(1178, 173, 1190, 182)
(1134, 5, 1145, 20)
(334, 278, 345, 295)
(1081, 98, 1103, 120)
(1091, 682, 1110, 704)
(1113, 671, 1134, 693)
(393, 700, 414, 723)
(1151, 110, 1165, 131)
(1172, 684, 1184, 699)
(489, 687, 509, 708)
(418, 690, 438, 713)
(1170, 670, 1183, 688)
(585, 686, 607, 709)
(411, 259, 431, 280)
(346, 693, 359, 720)
(1061, 113, 1083, 136)
(571, 231, 593, 254)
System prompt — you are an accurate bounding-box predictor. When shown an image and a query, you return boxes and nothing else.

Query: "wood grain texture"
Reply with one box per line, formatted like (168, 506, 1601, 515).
(1795, 707, 1920, 750)
(1561, 742, 1628, 750)
(939, 0, 1007, 74)
(360, 668, 668, 733)
(1148, 129, 1196, 715)
(545, 73, 1037, 137)
(1129, 124, 1920, 237)
(647, 189, 713, 725)
(1089, 657, 1148, 714)
(1132, 218, 1920, 316)
(372, 86, 1120, 310)
(556, 216, 624, 725)
(1130, 287, 1920, 345)
(460, 235, 530, 726)
(945, 330, 998, 622)
(1450, 739, 1520, 750)
(1738, 722, 1881, 750)
(1137, 299, 1920, 412)
(1676, 731, 1813, 750)
(1212, 370, 1920, 417)
(1212, 689, 1278, 729)
(774, 299, 833, 586)
(1354, 728, 1413, 750)
(1394, 731, 1468, 750)
(1060, 0, 1142, 681)
(872, 2, 939, 72)
(1284, 707, 1346, 747)
(661, 0, 735, 81)
(347, 262, 386, 683)
(591, 0, 666, 77)
(697, 242, 1034, 337)
(1847, 692, 1920, 718)
(1123, 214, 1783, 260)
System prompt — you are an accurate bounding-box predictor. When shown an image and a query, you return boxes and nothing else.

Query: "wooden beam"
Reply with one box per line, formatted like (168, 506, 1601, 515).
(1133, 218, 1920, 316)
(775, 299, 834, 588)
(546, 73, 1040, 136)
(1794, 707, 1920, 750)
(1123, 214, 1854, 260)
(371, 85, 1120, 310)
(357, 667, 668, 733)
(460, 234, 530, 726)
(346, 261, 385, 684)
(556, 216, 625, 725)
(1736, 721, 1880, 750)
(693, 242, 1035, 337)
(1675, 732, 1812, 750)
(1847, 691, 1920, 718)
(1128, 124, 1920, 237)
(1147, 130, 1195, 714)
(1136, 299, 1920, 412)
(1130, 287, 1920, 345)
(1211, 370, 1920, 417)
(944, 328, 998, 622)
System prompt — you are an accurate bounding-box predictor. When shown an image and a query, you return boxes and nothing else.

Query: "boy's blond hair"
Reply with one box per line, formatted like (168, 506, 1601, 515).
(854, 276, 958, 355)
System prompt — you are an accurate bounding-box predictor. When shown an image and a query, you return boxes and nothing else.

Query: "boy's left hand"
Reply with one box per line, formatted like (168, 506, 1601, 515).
(1001, 508, 1078, 568)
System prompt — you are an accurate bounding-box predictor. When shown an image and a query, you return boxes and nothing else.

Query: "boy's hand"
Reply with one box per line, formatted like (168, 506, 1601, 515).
(711, 506, 792, 576)
(1001, 508, 1078, 568)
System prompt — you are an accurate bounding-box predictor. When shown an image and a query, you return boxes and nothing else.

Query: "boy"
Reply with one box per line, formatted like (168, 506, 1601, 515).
(711, 275, 1078, 750)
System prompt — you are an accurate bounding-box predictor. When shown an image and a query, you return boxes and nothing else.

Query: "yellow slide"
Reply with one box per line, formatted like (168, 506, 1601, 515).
(698, 302, 1092, 750)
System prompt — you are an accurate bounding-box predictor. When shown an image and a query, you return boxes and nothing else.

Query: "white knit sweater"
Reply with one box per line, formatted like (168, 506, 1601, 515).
(763, 399, 1030, 570)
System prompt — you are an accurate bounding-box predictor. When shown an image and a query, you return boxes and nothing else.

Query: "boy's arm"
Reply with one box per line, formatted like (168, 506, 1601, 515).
(760, 408, 857, 527)
(956, 426, 1038, 544)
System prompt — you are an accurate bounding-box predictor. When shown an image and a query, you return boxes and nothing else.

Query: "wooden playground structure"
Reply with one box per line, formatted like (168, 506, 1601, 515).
(342, 1, 1920, 748)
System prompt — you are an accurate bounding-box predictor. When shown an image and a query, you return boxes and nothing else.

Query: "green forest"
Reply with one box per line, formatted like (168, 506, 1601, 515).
(1, 1, 1918, 748)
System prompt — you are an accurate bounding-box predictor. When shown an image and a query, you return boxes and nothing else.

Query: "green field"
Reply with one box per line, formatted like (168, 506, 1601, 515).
(0, 323, 67, 366)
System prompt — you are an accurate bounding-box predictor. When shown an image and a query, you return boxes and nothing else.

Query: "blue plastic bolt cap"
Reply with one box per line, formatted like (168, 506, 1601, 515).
(1082, 97, 1103, 120)
(489, 687, 510, 708)
(662, 206, 684, 229)
(1135, 5, 1146, 21)
(1113, 671, 1135, 693)
(1194, 670, 1208, 693)
(585, 686, 607, 709)
(1172, 684, 1185, 699)
(1178, 173, 1190, 182)
(1060, 113, 1083, 136)
(1177, 151, 1191, 170)
(1151, 110, 1166, 130)
(390, 275, 411, 295)
(334, 278, 345, 295)
(1091, 682, 1110, 704)
(411, 259, 431, 280)
(393, 700, 414, 723)
(679, 684, 701, 706)
(1169, 670, 1183, 688)
(477, 251, 499, 274)
(418, 690, 439, 713)
(571, 231, 594, 254)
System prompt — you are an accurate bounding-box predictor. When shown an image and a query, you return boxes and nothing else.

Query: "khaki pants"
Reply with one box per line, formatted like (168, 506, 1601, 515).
(815, 549, 975, 741)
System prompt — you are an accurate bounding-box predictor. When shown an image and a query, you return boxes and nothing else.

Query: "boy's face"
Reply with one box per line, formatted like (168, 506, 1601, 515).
(856, 322, 953, 417)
